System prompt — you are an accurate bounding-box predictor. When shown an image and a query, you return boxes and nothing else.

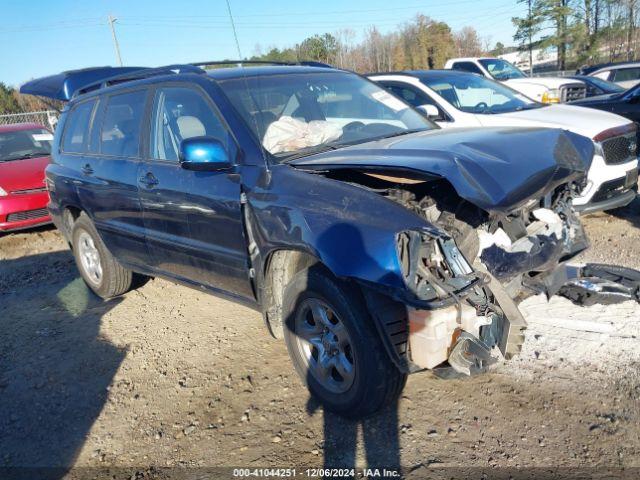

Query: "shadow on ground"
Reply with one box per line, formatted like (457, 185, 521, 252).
(609, 194, 640, 228)
(307, 397, 402, 472)
(0, 251, 125, 479)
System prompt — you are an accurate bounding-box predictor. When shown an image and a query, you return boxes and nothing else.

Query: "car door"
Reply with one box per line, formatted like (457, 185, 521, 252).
(139, 83, 253, 300)
(71, 89, 152, 267)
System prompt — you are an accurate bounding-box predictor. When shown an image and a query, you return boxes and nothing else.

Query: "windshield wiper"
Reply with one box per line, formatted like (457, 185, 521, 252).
(515, 104, 546, 111)
(368, 128, 427, 142)
(281, 129, 426, 162)
(280, 143, 341, 162)
(2, 152, 50, 161)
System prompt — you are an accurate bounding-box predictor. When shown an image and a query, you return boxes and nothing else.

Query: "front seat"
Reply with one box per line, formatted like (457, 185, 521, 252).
(176, 116, 206, 140)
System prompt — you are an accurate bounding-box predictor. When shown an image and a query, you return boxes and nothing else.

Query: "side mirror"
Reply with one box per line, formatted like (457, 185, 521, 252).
(179, 136, 232, 171)
(416, 104, 441, 120)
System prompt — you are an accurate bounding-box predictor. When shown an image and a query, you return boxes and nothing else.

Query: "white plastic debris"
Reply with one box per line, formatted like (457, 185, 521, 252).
(262, 116, 343, 155)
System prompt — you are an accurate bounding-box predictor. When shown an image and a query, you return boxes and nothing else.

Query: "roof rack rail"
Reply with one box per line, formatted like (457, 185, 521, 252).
(191, 60, 333, 68)
(73, 64, 205, 98)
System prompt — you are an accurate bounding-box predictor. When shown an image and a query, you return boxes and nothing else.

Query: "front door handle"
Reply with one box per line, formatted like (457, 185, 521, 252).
(81, 164, 93, 175)
(138, 172, 159, 187)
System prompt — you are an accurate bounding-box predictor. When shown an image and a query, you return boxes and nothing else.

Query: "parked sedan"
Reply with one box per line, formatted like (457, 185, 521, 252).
(579, 61, 640, 89)
(0, 123, 52, 232)
(568, 75, 625, 97)
(369, 70, 639, 214)
(571, 81, 640, 124)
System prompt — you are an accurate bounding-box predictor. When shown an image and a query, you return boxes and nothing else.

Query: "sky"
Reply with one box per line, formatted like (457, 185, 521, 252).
(0, 0, 525, 87)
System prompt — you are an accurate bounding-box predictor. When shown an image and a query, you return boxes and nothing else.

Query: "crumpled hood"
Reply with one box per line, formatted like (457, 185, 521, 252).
(290, 126, 594, 214)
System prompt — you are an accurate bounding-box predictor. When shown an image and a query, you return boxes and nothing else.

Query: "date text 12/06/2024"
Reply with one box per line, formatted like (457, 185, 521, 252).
(232, 468, 401, 477)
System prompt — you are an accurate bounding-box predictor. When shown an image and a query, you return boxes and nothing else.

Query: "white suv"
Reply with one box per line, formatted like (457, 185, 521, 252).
(369, 70, 638, 213)
(444, 57, 587, 103)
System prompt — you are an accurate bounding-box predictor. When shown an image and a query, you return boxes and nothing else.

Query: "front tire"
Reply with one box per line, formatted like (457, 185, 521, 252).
(282, 266, 407, 419)
(71, 213, 134, 299)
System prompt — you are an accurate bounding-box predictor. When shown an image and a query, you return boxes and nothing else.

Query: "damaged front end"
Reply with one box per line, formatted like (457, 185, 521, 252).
(290, 127, 640, 377)
(392, 181, 640, 377)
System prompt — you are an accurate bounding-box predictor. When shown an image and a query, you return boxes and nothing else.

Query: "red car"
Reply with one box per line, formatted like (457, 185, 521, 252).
(0, 123, 53, 232)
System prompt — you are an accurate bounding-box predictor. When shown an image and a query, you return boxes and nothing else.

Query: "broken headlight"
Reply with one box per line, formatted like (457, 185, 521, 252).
(397, 229, 485, 305)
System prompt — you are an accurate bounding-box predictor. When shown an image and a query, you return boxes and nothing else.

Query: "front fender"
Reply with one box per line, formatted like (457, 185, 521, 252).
(245, 164, 428, 293)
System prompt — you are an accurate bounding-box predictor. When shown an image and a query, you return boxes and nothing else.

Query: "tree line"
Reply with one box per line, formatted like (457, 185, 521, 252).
(0, 82, 59, 116)
(513, 0, 640, 70)
(252, 2, 640, 73)
(250, 15, 491, 73)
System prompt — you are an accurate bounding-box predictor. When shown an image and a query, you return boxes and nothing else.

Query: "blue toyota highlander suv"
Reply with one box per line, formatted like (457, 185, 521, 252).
(22, 62, 640, 417)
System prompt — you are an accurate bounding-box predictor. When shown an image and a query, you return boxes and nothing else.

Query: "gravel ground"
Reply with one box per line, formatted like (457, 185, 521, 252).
(1, 201, 640, 479)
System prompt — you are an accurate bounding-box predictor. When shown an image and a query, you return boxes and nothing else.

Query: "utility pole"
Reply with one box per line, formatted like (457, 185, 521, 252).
(527, 0, 533, 76)
(108, 15, 123, 66)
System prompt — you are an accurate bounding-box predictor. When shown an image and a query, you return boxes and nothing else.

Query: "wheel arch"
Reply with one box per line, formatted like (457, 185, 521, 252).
(260, 247, 323, 339)
(59, 203, 84, 243)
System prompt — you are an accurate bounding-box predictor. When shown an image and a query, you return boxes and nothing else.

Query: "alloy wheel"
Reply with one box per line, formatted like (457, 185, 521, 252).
(293, 298, 356, 393)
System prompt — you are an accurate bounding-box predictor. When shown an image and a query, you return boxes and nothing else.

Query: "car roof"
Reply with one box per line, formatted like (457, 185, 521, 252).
(0, 122, 48, 133)
(583, 61, 640, 74)
(204, 65, 342, 80)
(368, 69, 476, 80)
(448, 57, 494, 62)
(63, 65, 343, 105)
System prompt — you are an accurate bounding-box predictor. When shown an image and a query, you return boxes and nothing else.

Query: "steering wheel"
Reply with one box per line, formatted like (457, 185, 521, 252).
(474, 102, 489, 113)
(342, 121, 366, 131)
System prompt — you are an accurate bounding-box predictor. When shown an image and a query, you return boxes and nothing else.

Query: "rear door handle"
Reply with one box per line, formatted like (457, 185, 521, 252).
(81, 164, 93, 175)
(138, 172, 159, 187)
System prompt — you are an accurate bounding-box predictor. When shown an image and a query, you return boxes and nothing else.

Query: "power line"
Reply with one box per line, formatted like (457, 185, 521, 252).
(0, 20, 104, 34)
(126, 0, 502, 19)
(117, 9, 519, 32)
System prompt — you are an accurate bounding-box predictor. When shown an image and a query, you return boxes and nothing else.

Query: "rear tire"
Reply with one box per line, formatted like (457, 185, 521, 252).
(71, 213, 134, 299)
(282, 266, 407, 419)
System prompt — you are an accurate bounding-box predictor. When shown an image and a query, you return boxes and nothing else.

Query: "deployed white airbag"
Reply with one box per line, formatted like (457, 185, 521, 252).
(262, 116, 343, 155)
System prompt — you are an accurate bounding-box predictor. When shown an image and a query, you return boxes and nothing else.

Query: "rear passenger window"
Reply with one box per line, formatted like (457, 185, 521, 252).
(62, 100, 96, 153)
(100, 90, 147, 157)
(150, 87, 228, 161)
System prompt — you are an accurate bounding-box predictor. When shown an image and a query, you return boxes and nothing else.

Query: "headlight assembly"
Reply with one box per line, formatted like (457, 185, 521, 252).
(541, 88, 561, 104)
(396, 229, 484, 304)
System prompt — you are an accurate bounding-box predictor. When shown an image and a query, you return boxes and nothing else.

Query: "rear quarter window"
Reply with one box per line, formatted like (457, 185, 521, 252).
(62, 99, 97, 153)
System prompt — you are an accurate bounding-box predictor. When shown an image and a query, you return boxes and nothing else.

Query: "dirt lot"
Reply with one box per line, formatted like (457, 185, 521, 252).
(1, 202, 640, 479)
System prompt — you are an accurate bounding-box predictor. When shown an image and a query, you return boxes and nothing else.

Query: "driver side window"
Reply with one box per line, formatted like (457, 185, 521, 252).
(150, 87, 228, 161)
